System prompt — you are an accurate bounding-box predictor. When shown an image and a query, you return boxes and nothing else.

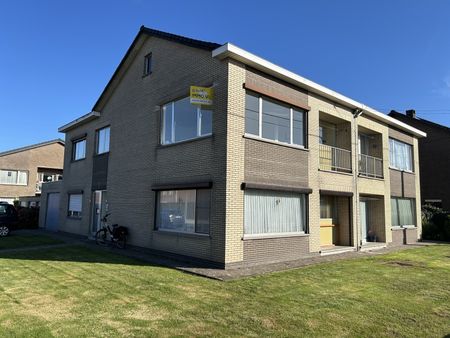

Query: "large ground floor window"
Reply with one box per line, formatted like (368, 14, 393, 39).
(391, 197, 416, 227)
(244, 189, 307, 235)
(156, 189, 210, 234)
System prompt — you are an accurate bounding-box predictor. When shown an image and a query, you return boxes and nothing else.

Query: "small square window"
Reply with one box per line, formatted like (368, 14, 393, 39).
(144, 53, 152, 76)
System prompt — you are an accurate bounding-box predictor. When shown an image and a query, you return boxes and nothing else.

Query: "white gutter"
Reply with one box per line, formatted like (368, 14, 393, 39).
(58, 111, 101, 133)
(212, 43, 427, 138)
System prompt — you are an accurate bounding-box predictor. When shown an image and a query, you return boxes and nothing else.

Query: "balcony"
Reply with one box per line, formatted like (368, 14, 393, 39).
(358, 130, 383, 179)
(359, 154, 383, 179)
(319, 144, 352, 173)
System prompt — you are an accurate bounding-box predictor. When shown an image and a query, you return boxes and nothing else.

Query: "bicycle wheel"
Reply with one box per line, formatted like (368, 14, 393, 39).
(95, 229, 107, 246)
(116, 235, 126, 249)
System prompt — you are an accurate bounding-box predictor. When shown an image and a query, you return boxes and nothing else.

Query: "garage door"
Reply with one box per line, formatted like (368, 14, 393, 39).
(45, 193, 60, 231)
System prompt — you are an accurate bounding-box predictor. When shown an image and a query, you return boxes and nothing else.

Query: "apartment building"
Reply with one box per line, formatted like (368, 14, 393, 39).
(0, 139, 64, 205)
(45, 27, 426, 268)
(389, 110, 450, 211)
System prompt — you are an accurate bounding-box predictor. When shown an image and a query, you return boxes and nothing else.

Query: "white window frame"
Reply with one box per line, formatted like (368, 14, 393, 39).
(245, 94, 307, 148)
(96, 126, 110, 154)
(389, 138, 413, 172)
(73, 138, 86, 161)
(161, 98, 212, 145)
(0, 169, 28, 186)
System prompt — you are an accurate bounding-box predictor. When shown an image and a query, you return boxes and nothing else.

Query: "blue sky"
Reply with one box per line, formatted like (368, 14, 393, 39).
(1, 0, 449, 152)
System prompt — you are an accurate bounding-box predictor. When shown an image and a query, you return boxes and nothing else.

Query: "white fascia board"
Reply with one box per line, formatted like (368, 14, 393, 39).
(213, 43, 426, 138)
(58, 111, 101, 133)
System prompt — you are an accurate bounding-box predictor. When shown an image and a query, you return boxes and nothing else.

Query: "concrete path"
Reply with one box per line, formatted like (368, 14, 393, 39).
(2, 229, 440, 281)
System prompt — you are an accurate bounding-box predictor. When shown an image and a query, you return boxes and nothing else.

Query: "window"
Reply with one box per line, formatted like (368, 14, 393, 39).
(391, 198, 415, 227)
(389, 138, 413, 171)
(68, 194, 82, 218)
(245, 92, 306, 147)
(161, 97, 212, 144)
(144, 53, 152, 76)
(156, 189, 211, 234)
(0, 170, 27, 185)
(320, 195, 338, 222)
(244, 189, 306, 235)
(97, 126, 110, 154)
(319, 122, 337, 145)
(73, 139, 86, 160)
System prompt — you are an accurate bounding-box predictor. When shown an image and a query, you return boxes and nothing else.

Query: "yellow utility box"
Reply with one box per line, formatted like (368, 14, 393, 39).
(320, 218, 336, 247)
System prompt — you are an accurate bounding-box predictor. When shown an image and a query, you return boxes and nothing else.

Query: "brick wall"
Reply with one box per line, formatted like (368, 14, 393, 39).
(0, 142, 64, 199)
(59, 36, 229, 263)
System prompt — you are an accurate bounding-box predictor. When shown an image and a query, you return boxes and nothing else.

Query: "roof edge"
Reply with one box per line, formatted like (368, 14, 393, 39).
(58, 111, 101, 133)
(213, 43, 427, 138)
(0, 139, 65, 158)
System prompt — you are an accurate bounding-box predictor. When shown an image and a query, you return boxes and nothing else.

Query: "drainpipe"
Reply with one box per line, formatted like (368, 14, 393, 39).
(353, 109, 363, 251)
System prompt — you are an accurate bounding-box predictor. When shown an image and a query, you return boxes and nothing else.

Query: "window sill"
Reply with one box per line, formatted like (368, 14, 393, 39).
(67, 216, 82, 220)
(243, 134, 308, 151)
(71, 158, 86, 163)
(242, 232, 308, 240)
(389, 167, 414, 174)
(318, 169, 353, 176)
(358, 174, 384, 181)
(391, 226, 417, 230)
(158, 134, 213, 148)
(154, 229, 210, 239)
(0, 183, 27, 186)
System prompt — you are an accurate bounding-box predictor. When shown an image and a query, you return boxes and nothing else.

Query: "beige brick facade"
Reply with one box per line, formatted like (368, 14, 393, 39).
(0, 141, 64, 201)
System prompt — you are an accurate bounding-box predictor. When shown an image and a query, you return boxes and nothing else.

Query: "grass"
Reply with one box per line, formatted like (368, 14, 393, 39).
(0, 233, 63, 250)
(0, 241, 449, 337)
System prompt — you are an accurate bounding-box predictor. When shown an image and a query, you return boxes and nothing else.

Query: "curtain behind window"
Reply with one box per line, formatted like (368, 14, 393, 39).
(245, 190, 306, 235)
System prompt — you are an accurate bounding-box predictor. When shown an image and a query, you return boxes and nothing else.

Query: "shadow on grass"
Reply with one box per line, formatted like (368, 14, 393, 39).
(0, 241, 219, 273)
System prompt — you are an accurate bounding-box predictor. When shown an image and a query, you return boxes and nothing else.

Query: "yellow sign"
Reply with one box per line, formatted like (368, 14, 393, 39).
(190, 86, 214, 105)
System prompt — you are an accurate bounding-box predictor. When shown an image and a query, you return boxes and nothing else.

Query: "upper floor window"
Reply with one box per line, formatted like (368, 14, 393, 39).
(389, 138, 413, 172)
(245, 92, 306, 147)
(97, 126, 110, 154)
(161, 97, 212, 145)
(0, 170, 27, 185)
(73, 138, 86, 161)
(144, 53, 152, 76)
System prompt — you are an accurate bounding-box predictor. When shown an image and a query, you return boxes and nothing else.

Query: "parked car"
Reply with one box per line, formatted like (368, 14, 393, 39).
(0, 202, 19, 236)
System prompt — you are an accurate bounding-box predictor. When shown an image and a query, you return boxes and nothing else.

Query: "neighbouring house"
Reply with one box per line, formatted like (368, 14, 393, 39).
(389, 110, 450, 211)
(0, 139, 64, 206)
(40, 26, 426, 268)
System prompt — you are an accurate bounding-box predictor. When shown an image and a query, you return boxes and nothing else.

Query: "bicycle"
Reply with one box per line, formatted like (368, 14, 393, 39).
(95, 213, 128, 249)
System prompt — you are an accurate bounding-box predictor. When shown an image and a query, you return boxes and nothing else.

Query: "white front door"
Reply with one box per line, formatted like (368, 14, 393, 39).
(92, 190, 108, 233)
(360, 200, 368, 244)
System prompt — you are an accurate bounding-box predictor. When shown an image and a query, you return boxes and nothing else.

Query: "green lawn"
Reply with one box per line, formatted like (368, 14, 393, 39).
(0, 243, 449, 337)
(0, 233, 63, 250)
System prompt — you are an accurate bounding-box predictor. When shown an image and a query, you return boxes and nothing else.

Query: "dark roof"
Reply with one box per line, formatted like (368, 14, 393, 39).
(0, 139, 65, 157)
(92, 26, 222, 111)
(389, 111, 450, 133)
(140, 26, 221, 50)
